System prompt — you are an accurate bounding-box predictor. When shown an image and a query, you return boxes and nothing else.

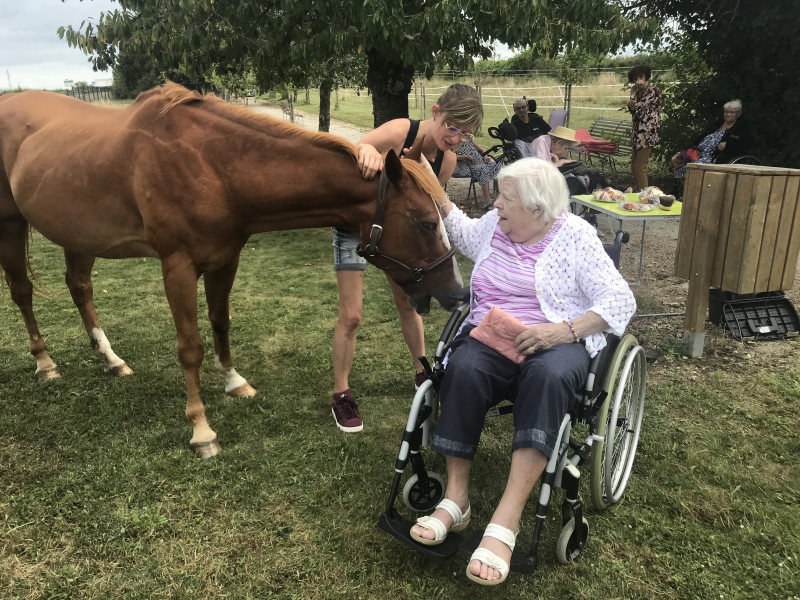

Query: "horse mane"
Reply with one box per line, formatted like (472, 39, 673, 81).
(149, 81, 358, 163)
(400, 158, 447, 204)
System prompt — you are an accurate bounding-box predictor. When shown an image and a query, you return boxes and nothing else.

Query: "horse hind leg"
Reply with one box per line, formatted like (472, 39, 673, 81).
(0, 218, 60, 379)
(64, 251, 133, 376)
(204, 257, 256, 398)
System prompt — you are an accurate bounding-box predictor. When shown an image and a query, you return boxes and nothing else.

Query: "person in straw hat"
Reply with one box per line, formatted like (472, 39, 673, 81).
(529, 125, 581, 168)
(531, 125, 610, 198)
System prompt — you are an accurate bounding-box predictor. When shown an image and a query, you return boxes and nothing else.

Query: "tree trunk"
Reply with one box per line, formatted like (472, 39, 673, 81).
(366, 50, 415, 127)
(318, 77, 332, 132)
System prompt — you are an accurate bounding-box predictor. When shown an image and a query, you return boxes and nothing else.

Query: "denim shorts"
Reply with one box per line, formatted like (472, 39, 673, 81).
(332, 227, 367, 271)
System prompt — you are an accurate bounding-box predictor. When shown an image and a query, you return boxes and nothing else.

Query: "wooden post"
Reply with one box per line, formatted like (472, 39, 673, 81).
(675, 163, 800, 357)
(680, 170, 726, 357)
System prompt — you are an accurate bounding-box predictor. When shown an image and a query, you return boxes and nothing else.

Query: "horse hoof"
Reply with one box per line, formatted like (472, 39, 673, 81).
(35, 368, 61, 381)
(190, 437, 221, 459)
(108, 363, 134, 376)
(227, 383, 256, 398)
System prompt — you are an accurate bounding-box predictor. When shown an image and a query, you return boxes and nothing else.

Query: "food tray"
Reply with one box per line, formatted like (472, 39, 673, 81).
(618, 201, 655, 212)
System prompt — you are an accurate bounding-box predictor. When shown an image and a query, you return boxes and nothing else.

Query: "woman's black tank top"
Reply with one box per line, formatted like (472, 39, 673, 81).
(401, 119, 444, 176)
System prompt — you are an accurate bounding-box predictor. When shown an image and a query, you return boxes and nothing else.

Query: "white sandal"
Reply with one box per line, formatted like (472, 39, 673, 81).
(409, 498, 471, 546)
(465, 523, 517, 585)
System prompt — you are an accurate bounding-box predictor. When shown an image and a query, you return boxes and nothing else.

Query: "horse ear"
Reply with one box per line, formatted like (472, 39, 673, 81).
(384, 149, 406, 185)
(403, 134, 424, 161)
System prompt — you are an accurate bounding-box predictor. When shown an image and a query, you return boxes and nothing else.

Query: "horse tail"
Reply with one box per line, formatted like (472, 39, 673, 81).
(25, 226, 56, 298)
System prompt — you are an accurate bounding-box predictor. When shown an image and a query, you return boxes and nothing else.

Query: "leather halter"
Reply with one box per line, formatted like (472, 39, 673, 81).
(356, 170, 456, 285)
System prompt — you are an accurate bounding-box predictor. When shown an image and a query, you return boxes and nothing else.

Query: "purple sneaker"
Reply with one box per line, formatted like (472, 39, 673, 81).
(332, 389, 363, 433)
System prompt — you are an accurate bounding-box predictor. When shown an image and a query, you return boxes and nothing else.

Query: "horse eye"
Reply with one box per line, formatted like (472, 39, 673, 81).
(420, 221, 438, 232)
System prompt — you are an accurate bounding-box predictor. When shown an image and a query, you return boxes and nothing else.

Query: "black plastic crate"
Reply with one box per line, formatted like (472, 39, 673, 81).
(711, 291, 800, 341)
(708, 289, 785, 326)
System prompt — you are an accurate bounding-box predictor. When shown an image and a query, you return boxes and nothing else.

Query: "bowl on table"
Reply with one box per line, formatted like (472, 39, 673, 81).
(659, 195, 676, 210)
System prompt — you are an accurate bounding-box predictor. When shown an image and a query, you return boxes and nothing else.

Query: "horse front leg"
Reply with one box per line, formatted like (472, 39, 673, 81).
(162, 253, 220, 458)
(0, 218, 59, 379)
(64, 250, 133, 376)
(203, 255, 256, 399)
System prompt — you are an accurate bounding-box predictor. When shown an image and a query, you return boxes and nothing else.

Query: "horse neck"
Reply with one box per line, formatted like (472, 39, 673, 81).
(228, 143, 379, 235)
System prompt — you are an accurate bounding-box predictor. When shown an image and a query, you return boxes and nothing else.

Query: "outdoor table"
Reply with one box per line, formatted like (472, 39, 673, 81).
(571, 193, 683, 284)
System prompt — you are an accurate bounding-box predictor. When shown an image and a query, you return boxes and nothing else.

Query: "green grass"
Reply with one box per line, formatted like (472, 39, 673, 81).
(1, 230, 799, 599)
(285, 74, 634, 145)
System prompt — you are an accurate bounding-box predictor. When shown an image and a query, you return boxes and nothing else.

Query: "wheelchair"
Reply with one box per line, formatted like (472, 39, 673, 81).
(484, 119, 523, 166)
(378, 293, 646, 574)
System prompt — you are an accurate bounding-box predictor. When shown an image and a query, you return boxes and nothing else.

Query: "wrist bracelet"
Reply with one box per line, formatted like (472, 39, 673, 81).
(437, 194, 451, 209)
(563, 320, 580, 342)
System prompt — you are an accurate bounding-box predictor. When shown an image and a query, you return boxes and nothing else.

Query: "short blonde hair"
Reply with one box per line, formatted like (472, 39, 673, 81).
(436, 84, 484, 132)
(496, 158, 569, 221)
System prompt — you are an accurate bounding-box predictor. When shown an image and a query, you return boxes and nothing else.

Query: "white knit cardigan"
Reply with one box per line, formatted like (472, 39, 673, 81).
(443, 207, 636, 356)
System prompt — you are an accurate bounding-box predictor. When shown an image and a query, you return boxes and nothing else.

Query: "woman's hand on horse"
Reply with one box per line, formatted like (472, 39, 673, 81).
(357, 143, 384, 179)
(514, 323, 572, 355)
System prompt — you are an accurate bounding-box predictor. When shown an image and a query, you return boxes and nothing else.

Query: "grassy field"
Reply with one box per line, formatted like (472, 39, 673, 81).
(287, 73, 635, 144)
(1, 230, 798, 599)
(280, 72, 676, 187)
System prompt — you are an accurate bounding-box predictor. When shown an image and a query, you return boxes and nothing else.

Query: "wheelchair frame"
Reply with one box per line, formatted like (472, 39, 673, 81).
(378, 300, 647, 573)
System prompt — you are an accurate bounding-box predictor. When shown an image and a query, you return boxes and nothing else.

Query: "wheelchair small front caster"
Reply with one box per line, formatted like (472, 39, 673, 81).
(556, 516, 589, 564)
(402, 472, 444, 512)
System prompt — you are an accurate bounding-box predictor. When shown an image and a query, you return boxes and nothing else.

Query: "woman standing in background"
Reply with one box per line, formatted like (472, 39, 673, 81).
(627, 65, 661, 192)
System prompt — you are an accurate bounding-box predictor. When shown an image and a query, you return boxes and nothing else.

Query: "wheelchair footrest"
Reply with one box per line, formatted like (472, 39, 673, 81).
(457, 530, 538, 575)
(377, 512, 462, 559)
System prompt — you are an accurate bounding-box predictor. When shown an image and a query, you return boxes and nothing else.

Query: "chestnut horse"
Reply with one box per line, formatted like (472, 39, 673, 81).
(0, 83, 462, 457)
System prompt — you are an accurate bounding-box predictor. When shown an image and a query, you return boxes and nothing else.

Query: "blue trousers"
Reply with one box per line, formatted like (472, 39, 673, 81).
(430, 327, 589, 460)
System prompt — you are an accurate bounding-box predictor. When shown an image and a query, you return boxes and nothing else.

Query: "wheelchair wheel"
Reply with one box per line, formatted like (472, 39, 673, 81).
(590, 334, 647, 510)
(555, 516, 589, 564)
(402, 472, 444, 512)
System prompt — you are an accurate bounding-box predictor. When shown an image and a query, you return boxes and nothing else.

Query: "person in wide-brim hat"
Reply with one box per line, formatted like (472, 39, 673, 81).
(530, 125, 580, 168)
(548, 125, 579, 145)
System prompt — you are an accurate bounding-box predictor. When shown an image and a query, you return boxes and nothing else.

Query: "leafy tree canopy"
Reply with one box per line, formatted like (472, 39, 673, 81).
(60, 0, 659, 126)
(638, 0, 798, 167)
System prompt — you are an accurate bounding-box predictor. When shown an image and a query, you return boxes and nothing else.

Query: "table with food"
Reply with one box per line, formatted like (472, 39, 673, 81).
(571, 186, 683, 284)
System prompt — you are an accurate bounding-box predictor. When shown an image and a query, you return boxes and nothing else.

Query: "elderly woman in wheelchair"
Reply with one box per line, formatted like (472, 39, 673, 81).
(408, 158, 636, 585)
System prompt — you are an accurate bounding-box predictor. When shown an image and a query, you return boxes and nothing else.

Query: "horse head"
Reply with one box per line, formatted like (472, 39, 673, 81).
(358, 150, 463, 314)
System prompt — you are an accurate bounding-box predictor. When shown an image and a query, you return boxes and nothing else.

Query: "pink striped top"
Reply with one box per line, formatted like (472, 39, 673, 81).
(469, 214, 566, 327)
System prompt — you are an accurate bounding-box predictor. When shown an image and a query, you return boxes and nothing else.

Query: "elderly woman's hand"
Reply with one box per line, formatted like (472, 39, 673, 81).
(514, 323, 573, 355)
(357, 143, 384, 179)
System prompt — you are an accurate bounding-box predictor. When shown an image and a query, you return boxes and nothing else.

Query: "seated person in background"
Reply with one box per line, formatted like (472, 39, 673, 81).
(532, 126, 609, 197)
(671, 99, 754, 194)
(530, 125, 580, 167)
(510, 97, 551, 157)
(409, 157, 636, 586)
(453, 140, 502, 211)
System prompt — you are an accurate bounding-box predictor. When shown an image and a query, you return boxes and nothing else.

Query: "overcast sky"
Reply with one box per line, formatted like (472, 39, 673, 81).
(1, 0, 118, 90)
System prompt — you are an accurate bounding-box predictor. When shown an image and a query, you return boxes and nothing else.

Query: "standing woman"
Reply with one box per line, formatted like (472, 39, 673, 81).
(627, 65, 661, 192)
(330, 84, 484, 433)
